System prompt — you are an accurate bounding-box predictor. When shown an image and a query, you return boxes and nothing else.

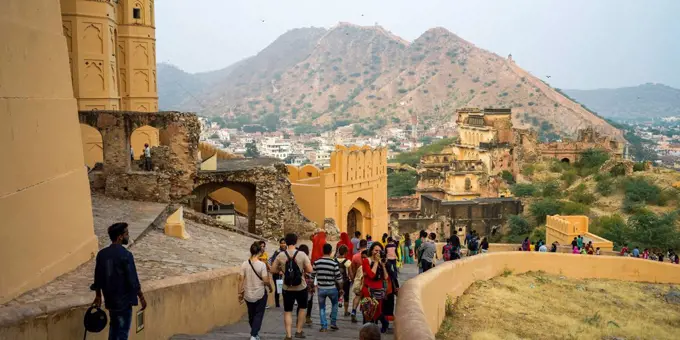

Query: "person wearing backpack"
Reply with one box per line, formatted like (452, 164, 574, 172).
(336, 245, 352, 317)
(271, 233, 313, 340)
(238, 242, 273, 340)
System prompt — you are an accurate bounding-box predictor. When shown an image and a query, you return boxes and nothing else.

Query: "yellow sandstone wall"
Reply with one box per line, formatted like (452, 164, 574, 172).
(288, 146, 389, 237)
(0, 0, 98, 303)
(394, 252, 680, 340)
(0, 267, 273, 340)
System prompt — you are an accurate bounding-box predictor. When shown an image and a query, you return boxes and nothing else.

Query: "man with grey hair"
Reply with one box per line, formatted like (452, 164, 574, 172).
(359, 323, 381, 340)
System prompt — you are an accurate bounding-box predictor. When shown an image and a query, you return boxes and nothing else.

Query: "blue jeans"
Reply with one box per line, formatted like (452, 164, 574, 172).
(108, 307, 132, 340)
(317, 288, 339, 329)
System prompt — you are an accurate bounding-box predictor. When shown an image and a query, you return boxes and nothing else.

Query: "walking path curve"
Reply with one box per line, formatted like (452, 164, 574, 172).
(172, 264, 420, 340)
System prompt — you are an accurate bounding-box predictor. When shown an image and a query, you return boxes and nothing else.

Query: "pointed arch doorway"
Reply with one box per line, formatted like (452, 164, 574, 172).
(346, 198, 371, 236)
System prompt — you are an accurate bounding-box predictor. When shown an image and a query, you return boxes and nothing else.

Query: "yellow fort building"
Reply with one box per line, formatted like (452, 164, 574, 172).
(287, 146, 389, 238)
(1, 0, 99, 303)
(61, 0, 160, 167)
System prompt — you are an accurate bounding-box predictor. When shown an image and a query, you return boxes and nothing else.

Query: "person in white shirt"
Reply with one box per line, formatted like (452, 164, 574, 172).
(143, 143, 152, 171)
(239, 242, 272, 340)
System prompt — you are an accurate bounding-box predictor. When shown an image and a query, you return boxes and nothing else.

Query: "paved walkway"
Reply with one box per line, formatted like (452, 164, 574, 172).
(172, 264, 421, 340)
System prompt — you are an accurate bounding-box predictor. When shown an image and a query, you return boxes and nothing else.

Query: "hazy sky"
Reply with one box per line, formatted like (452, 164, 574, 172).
(156, 0, 680, 90)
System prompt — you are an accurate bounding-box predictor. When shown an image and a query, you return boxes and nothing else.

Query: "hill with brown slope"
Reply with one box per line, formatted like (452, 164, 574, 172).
(158, 23, 622, 140)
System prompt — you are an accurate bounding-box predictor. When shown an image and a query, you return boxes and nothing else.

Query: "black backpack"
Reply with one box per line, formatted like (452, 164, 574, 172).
(283, 250, 303, 286)
(468, 239, 478, 251)
(337, 258, 349, 283)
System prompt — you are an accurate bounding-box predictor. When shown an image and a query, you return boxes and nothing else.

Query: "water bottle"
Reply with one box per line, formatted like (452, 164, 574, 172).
(339, 295, 344, 308)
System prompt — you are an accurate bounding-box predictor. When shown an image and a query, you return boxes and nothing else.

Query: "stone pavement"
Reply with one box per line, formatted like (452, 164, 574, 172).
(1, 195, 267, 308)
(172, 264, 420, 340)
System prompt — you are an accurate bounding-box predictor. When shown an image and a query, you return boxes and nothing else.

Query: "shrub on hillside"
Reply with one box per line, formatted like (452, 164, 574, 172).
(549, 160, 571, 173)
(508, 215, 531, 235)
(596, 178, 614, 196)
(622, 198, 647, 214)
(633, 162, 646, 172)
(576, 149, 610, 170)
(540, 180, 561, 198)
(623, 178, 661, 205)
(560, 169, 578, 187)
(529, 199, 563, 224)
(627, 211, 680, 250)
(609, 163, 628, 177)
(560, 201, 590, 215)
(501, 170, 515, 184)
(521, 164, 536, 176)
(511, 183, 538, 197)
(589, 215, 628, 249)
(570, 184, 596, 205)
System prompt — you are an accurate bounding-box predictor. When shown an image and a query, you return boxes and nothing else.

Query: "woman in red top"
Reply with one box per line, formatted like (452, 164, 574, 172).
(310, 230, 327, 263)
(362, 242, 389, 333)
(336, 232, 353, 257)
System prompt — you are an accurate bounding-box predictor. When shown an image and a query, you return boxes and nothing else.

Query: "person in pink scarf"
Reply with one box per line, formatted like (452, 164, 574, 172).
(336, 232, 353, 257)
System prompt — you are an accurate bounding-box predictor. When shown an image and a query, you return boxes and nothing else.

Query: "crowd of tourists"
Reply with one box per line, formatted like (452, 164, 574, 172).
(238, 230, 401, 340)
(618, 244, 680, 263)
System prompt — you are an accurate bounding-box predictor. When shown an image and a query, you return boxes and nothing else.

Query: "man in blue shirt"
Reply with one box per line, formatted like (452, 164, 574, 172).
(632, 246, 640, 258)
(92, 223, 146, 340)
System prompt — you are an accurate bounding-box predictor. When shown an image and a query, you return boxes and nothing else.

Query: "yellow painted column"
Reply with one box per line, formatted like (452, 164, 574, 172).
(0, 0, 99, 303)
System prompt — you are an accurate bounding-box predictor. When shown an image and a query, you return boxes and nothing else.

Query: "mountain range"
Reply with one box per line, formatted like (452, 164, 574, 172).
(564, 83, 680, 120)
(158, 23, 622, 139)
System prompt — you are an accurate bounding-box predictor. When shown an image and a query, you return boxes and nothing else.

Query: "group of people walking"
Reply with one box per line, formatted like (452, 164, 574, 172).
(238, 230, 393, 340)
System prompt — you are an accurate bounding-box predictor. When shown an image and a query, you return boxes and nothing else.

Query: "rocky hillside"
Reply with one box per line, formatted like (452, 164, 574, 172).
(564, 83, 680, 120)
(159, 23, 622, 139)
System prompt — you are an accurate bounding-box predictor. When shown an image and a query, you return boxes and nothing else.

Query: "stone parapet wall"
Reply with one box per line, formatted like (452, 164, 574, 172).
(0, 266, 270, 340)
(394, 252, 680, 340)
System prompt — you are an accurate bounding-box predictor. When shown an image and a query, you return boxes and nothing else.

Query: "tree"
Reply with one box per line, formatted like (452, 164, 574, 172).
(541, 181, 561, 198)
(390, 138, 456, 167)
(508, 215, 531, 235)
(627, 211, 680, 250)
(501, 170, 515, 184)
(623, 178, 661, 205)
(529, 199, 563, 224)
(387, 170, 418, 197)
(418, 136, 434, 145)
(244, 142, 260, 158)
(590, 215, 629, 249)
(261, 113, 280, 131)
(510, 183, 537, 197)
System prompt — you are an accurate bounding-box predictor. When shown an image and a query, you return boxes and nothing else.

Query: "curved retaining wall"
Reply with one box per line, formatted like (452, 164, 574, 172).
(394, 252, 680, 340)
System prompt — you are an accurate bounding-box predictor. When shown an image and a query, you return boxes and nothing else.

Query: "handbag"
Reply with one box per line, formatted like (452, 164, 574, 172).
(369, 287, 386, 300)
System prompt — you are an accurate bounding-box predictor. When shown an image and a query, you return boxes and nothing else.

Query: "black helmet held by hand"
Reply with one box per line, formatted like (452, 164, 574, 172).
(83, 306, 108, 333)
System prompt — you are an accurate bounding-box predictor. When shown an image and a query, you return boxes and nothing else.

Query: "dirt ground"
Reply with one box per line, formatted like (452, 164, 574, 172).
(436, 271, 680, 340)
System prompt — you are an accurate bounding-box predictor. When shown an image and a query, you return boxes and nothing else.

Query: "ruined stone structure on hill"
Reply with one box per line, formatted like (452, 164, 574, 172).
(80, 110, 315, 238)
(416, 108, 517, 201)
(538, 126, 625, 164)
(287, 145, 389, 238)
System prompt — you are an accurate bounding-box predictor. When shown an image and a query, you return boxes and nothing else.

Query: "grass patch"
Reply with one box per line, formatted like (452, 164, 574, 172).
(437, 273, 680, 340)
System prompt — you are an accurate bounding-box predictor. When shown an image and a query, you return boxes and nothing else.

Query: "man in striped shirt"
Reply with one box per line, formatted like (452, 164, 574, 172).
(312, 243, 344, 332)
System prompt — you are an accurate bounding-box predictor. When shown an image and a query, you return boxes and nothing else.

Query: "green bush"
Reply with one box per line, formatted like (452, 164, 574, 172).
(576, 148, 610, 169)
(387, 170, 418, 197)
(570, 184, 596, 205)
(501, 170, 515, 184)
(622, 198, 647, 214)
(530, 226, 546, 241)
(609, 163, 627, 177)
(521, 164, 536, 176)
(511, 183, 538, 197)
(633, 162, 646, 172)
(508, 215, 531, 235)
(529, 199, 563, 224)
(561, 201, 590, 215)
(549, 160, 570, 173)
(589, 215, 628, 249)
(596, 178, 614, 196)
(627, 211, 680, 250)
(541, 181, 561, 198)
(594, 172, 611, 182)
(560, 170, 578, 187)
(623, 178, 661, 204)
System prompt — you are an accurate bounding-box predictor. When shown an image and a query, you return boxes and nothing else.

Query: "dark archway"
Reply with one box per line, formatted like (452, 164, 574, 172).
(191, 181, 256, 233)
(347, 208, 362, 237)
(561, 158, 570, 163)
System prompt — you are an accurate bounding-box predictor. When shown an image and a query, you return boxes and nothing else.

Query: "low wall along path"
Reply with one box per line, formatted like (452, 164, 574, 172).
(394, 252, 680, 340)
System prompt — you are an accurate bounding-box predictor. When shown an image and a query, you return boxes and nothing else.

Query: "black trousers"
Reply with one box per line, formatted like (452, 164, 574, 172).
(422, 260, 434, 272)
(272, 274, 282, 307)
(246, 292, 268, 337)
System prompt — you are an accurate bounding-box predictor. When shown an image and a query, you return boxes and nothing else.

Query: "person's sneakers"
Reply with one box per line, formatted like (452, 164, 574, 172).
(351, 314, 358, 323)
(330, 325, 339, 331)
(344, 311, 351, 317)
(319, 328, 328, 332)
(305, 316, 312, 325)
(294, 331, 306, 338)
